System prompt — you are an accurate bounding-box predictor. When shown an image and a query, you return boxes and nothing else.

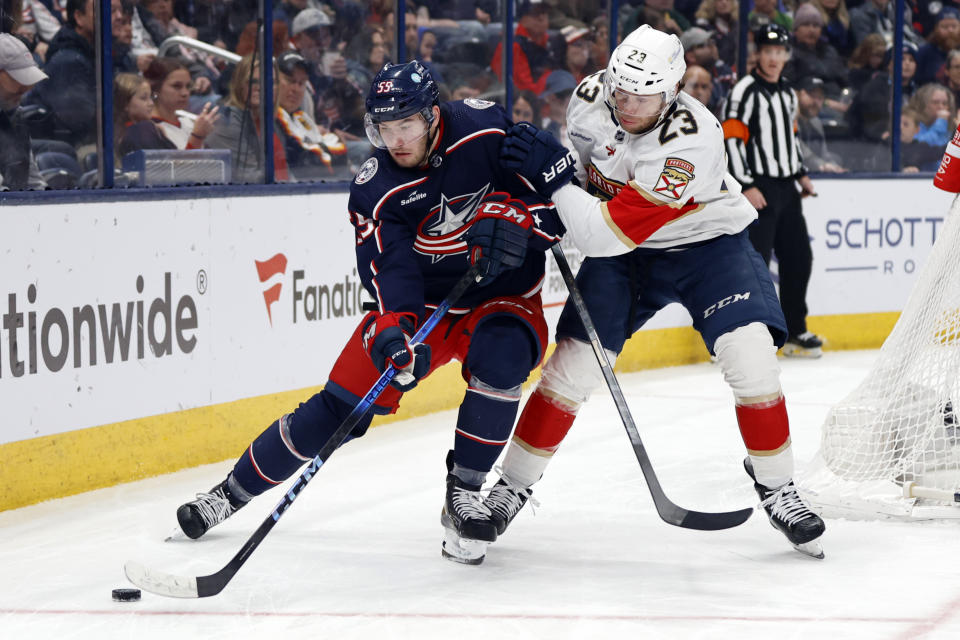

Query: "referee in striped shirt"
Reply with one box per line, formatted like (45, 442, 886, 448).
(723, 23, 823, 358)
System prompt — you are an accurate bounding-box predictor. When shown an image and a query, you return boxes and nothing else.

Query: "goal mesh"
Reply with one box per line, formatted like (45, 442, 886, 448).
(800, 197, 960, 520)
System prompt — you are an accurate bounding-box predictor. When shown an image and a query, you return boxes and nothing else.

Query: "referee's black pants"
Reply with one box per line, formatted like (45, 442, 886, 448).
(746, 176, 811, 338)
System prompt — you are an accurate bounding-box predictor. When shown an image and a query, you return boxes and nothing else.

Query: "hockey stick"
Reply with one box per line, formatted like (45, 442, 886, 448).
(550, 245, 753, 530)
(124, 265, 481, 598)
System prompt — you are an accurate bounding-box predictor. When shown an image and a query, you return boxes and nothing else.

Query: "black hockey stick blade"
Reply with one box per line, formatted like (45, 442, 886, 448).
(125, 266, 481, 598)
(550, 245, 753, 531)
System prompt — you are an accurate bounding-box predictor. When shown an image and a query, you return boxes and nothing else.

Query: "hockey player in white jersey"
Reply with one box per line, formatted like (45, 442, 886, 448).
(489, 25, 826, 558)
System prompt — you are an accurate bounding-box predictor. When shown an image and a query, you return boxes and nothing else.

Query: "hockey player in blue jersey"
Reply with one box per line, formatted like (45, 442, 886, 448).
(175, 61, 564, 564)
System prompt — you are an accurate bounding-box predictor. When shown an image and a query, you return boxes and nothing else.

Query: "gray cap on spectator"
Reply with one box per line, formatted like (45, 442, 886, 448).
(680, 27, 713, 51)
(292, 8, 333, 36)
(0, 34, 48, 86)
(794, 4, 824, 28)
(542, 70, 577, 97)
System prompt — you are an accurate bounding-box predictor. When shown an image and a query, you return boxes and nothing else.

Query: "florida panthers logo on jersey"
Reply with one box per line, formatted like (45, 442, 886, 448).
(413, 184, 491, 262)
(653, 157, 695, 201)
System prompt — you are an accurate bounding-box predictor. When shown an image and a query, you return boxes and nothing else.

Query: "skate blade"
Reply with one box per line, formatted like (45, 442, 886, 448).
(441, 528, 488, 565)
(781, 345, 822, 358)
(792, 539, 825, 559)
(164, 527, 188, 542)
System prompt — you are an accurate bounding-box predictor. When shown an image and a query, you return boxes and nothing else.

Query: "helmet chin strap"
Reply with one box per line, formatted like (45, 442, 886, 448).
(415, 113, 442, 167)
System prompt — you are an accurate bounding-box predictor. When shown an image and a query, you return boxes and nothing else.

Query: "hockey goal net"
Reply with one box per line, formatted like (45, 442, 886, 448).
(800, 196, 960, 520)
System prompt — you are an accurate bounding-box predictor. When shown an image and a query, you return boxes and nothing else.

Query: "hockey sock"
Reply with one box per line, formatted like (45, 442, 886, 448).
(453, 377, 522, 481)
(452, 316, 539, 482)
(502, 389, 579, 489)
(736, 394, 795, 488)
(232, 390, 373, 496)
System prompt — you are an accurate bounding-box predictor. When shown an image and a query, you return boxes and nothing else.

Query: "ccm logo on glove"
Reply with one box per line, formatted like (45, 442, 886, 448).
(476, 201, 534, 226)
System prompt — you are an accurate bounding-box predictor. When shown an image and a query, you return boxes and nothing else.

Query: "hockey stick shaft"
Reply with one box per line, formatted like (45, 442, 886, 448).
(126, 265, 480, 598)
(549, 245, 753, 531)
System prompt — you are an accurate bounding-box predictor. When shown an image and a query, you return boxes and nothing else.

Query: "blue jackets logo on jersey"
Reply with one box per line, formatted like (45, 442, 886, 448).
(413, 184, 490, 261)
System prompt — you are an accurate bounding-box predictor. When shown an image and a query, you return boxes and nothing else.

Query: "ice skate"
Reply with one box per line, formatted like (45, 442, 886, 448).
(440, 462, 497, 564)
(484, 466, 539, 535)
(744, 459, 825, 559)
(176, 478, 247, 540)
(782, 332, 824, 358)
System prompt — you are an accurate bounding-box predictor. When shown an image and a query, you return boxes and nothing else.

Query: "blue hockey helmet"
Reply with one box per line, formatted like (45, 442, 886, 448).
(364, 61, 440, 148)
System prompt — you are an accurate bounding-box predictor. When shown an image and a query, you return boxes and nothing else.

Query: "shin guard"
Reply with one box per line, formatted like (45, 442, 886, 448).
(736, 394, 794, 488)
(501, 389, 579, 489)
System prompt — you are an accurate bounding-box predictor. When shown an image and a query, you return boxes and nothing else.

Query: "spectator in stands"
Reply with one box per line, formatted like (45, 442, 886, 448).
(749, 0, 792, 31)
(377, 5, 415, 62)
(206, 54, 288, 183)
(554, 25, 595, 83)
(112, 0, 154, 74)
(511, 89, 541, 125)
(589, 14, 610, 70)
(416, 29, 444, 83)
(786, 4, 849, 107)
(317, 78, 365, 140)
(235, 19, 290, 57)
(141, 0, 219, 104)
(19, 0, 64, 59)
(812, 0, 853, 57)
(490, 0, 558, 95)
(846, 42, 920, 146)
(683, 64, 717, 114)
(290, 7, 345, 98)
(625, 0, 690, 36)
(273, 0, 310, 35)
(796, 76, 845, 173)
(274, 50, 347, 181)
(113, 72, 165, 157)
(184, 0, 257, 53)
(681, 27, 736, 114)
(695, 0, 739, 69)
(30, 0, 96, 149)
(897, 41, 920, 100)
(899, 107, 943, 170)
(916, 8, 960, 85)
(0, 32, 47, 190)
(907, 82, 955, 146)
(848, 33, 888, 91)
(945, 48, 960, 109)
(344, 24, 388, 94)
(540, 69, 576, 150)
(849, 0, 921, 49)
(143, 57, 219, 149)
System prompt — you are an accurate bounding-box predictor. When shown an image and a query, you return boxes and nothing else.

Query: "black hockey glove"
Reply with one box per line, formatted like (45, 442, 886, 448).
(465, 192, 533, 286)
(362, 312, 431, 392)
(500, 122, 576, 197)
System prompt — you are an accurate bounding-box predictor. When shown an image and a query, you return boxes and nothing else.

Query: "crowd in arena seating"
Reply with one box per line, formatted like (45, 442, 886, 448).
(3, 0, 960, 189)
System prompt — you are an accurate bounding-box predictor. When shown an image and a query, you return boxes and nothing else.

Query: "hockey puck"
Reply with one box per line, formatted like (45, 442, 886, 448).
(112, 588, 141, 602)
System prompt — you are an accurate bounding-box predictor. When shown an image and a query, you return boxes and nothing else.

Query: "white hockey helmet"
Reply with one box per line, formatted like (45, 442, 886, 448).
(604, 25, 686, 131)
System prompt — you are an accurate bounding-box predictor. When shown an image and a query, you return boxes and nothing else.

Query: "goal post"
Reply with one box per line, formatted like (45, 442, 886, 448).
(800, 195, 960, 520)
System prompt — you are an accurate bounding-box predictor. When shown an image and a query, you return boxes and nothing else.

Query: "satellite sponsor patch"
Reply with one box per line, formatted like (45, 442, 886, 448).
(653, 157, 694, 200)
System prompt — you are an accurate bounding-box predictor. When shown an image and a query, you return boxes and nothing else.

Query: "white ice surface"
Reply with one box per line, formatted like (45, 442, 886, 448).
(2, 350, 959, 639)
